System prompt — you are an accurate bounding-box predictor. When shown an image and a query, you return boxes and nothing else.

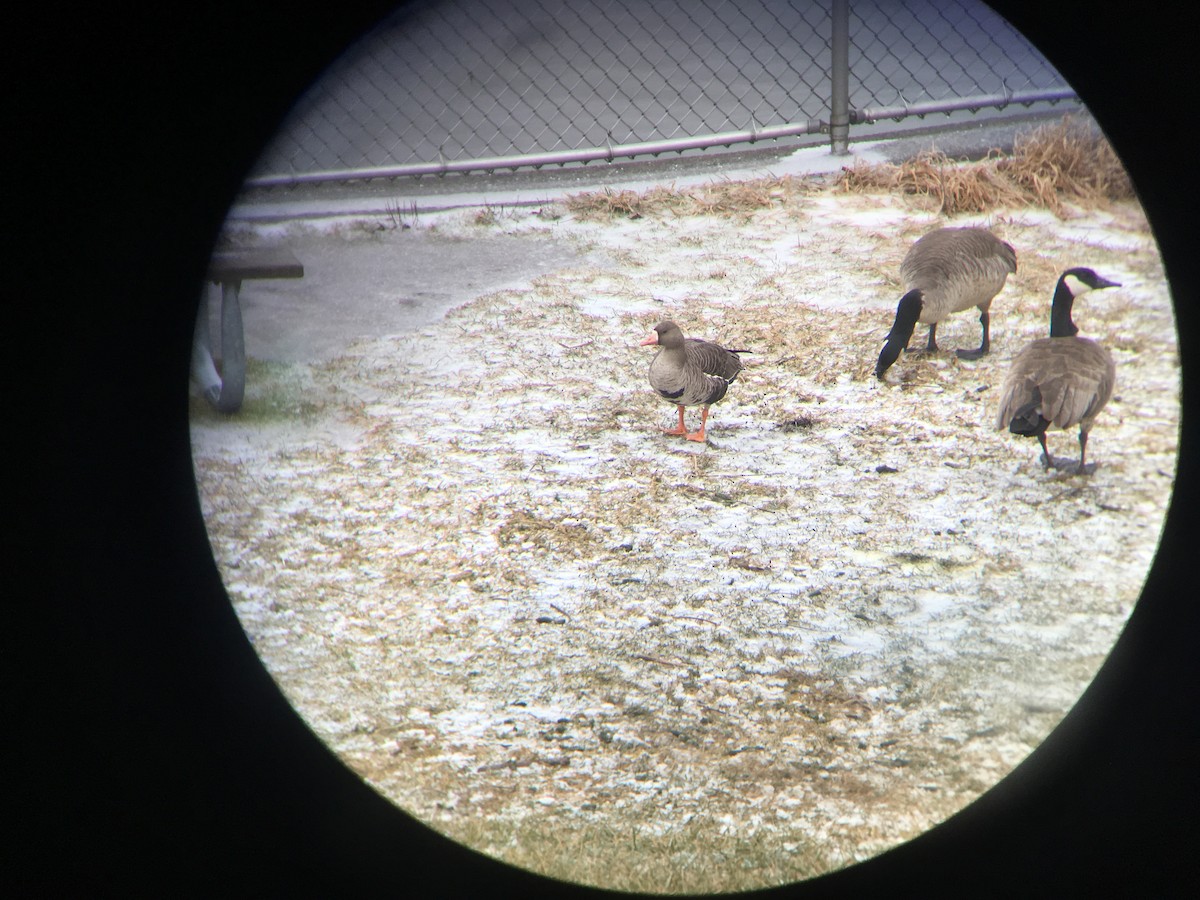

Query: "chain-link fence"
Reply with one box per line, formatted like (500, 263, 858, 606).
(248, 0, 1074, 186)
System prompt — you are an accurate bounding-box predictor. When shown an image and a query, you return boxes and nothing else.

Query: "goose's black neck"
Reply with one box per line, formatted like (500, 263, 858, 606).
(1049, 278, 1079, 338)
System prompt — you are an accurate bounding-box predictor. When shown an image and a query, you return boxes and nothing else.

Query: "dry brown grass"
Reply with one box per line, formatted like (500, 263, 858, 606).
(565, 117, 1132, 223)
(564, 175, 814, 220)
(195, 130, 1174, 894)
(999, 117, 1135, 211)
(836, 116, 1133, 216)
(443, 811, 841, 894)
(838, 148, 1030, 215)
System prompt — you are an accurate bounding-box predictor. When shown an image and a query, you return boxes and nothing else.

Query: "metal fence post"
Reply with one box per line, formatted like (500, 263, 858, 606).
(830, 0, 850, 155)
(243, 0, 1075, 185)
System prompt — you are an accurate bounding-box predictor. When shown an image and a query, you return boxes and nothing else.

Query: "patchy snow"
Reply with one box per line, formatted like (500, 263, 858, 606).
(192, 182, 1177, 892)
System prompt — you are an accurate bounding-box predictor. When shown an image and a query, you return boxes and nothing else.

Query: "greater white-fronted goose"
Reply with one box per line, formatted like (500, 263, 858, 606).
(876, 226, 1018, 379)
(640, 320, 745, 443)
(995, 267, 1122, 474)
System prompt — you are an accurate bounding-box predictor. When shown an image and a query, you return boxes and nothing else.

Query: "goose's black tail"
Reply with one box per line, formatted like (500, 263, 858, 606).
(1009, 398, 1050, 437)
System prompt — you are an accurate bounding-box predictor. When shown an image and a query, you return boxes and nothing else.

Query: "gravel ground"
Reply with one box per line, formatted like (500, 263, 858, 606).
(191, 179, 1177, 893)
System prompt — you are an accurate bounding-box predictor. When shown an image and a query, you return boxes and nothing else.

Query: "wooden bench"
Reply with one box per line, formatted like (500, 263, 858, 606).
(191, 247, 304, 413)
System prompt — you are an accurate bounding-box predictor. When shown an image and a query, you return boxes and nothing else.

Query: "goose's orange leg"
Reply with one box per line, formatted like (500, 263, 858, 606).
(662, 405, 688, 436)
(685, 407, 710, 443)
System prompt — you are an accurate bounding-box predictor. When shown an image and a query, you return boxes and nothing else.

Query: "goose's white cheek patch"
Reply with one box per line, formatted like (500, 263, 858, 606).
(1063, 274, 1091, 296)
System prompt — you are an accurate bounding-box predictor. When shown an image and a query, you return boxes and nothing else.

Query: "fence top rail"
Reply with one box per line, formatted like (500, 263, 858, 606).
(245, 120, 826, 188)
(853, 88, 1077, 125)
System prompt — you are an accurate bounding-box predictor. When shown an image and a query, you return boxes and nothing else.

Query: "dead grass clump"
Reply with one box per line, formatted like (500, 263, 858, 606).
(496, 508, 598, 552)
(998, 117, 1135, 213)
(565, 176, 811, 221)
(838, 150, 1026, 215)
(688, 176, 812, 215)
(836, 116, 1134, 216)
(563, 188, 639, 220)
(780, 670, 874, 724)
(833, 158, 899, 193)
(901, 150, 1029, 214)
(777, 415, 817, 432)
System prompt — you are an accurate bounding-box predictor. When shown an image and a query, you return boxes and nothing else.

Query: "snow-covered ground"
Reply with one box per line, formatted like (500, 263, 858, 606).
(191, 177, 1177, 892)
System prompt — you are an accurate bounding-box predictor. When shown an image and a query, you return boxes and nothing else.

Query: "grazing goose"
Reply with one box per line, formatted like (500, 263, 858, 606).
(995, 267, 1121, 474)
(876, 226, 1017, 379)
(640, 320, 745, 443)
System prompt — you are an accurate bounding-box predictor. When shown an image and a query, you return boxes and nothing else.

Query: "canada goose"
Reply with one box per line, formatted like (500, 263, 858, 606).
(995, 267, 1121, 473)
(876, 226, 1017, 379)
(640, 320, 745, 443)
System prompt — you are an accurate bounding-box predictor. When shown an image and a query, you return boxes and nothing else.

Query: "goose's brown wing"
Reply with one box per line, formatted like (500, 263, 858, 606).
(997, 337, 1114, 430)
(685, 338, 744, 382)
(903, 227, 1017, 318)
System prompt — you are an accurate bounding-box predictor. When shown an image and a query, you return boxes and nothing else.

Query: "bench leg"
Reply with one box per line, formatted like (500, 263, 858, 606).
(190, 288, 223, 406)
(215, 279, 246, 413)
